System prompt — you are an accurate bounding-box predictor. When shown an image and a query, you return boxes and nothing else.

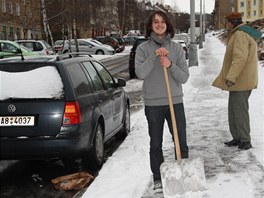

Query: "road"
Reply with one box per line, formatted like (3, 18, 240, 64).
(0, 54, 144, 198)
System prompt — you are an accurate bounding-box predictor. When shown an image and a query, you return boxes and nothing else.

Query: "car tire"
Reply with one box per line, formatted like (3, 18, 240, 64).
(82, 124, 104, 170)
(96, 50, 105, 55)
(116, 104, 130, 140)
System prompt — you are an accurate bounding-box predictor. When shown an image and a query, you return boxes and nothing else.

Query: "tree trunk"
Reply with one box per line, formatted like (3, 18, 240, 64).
(41, 0, 54, 45)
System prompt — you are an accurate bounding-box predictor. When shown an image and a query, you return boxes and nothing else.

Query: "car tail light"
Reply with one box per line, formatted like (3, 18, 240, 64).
(46, 49, 49, 55)
(56, 46, 63, 51)
(63, 102, 82, 125)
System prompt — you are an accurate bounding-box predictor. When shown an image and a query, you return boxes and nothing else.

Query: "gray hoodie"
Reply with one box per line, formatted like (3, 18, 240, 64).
(135, 32, 189, 106)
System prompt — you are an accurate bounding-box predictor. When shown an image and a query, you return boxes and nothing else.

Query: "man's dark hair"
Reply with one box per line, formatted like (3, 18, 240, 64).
(145, 10, 174, 38)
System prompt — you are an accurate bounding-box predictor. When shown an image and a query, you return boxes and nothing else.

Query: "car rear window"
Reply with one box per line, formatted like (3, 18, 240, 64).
(0, 66, 64, 100)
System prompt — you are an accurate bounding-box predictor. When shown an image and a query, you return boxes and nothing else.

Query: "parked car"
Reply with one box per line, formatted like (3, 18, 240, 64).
(15, 39, 55, 55)
(0, 40, 37, 59)
(61, 39, 115, 55)
(0, 53, 130, 169)
(85, 38, 114, 49)
(123, 35, 139, 45)
(95, 36, 121, 53)
(172, 39, 189, 59)
(52, 39, 65, 54)
(115, 37, 125, 52)
(174, 33, 190, 47)
(128, 37, 148, 79)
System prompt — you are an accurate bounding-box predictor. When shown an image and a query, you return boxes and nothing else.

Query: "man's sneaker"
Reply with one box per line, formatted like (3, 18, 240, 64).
(153, 180, 163, 190)
(238, 141, 252, 150)
(224, 139, 240, 146)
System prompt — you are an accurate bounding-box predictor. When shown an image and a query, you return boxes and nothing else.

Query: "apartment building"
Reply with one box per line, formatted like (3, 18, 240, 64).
(238, 0, 264, 22)
(213, 0, 264, 29)
(0, 0, 42, 40)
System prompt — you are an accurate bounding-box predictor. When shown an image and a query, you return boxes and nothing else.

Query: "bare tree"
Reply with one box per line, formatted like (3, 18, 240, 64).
(41, 0, 54, 44)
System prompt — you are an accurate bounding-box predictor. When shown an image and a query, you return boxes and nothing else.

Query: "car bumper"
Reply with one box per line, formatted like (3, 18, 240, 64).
(0, 135, 91, 160)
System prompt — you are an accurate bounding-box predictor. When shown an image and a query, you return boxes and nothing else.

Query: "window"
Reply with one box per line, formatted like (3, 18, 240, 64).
(2, 26, 6, 40)
(1, 42, 17, 52)
(2, 0, 6, 13)
(92, 61, 114, 89)
(16, 3, 20, 16)
(9, 27, 13, 40)
(16, 28, 20, 40)
(9, 1, 13, 14)
(19, 42, 34, 51)
(35, 42, 43, 51)
(241, 2, 244, 7)
(82, 61, 104, 91)
(66, 64, 93, 97)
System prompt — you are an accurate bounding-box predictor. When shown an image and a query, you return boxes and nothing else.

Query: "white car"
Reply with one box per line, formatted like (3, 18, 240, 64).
(61, 39, 115, 55)
(172, 39, 189, 59)
(15, 40, 55, 55)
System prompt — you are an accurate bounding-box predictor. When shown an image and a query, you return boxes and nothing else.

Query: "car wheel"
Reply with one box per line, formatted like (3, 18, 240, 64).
(96, 50, 105, 55)
(82, 124, 104, 170)
(116, 104, 130, 140)
(63, 50, 68, 54)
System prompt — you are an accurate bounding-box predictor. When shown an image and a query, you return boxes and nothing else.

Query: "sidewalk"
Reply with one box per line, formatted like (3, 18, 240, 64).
(80, 33, 264, 198)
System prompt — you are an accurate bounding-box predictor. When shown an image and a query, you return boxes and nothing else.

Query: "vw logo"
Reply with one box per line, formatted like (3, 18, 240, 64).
(7, 104, 16, 113)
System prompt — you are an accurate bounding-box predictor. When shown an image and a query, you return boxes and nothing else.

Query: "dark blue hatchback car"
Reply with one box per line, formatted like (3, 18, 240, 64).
(0, 53, 130, 169)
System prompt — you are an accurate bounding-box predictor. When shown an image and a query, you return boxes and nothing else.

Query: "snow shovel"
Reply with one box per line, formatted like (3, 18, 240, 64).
(160, 67, 206, 197)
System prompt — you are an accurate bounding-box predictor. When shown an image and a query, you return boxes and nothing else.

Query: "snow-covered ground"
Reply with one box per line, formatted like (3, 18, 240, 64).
(80, 33, 264, 198)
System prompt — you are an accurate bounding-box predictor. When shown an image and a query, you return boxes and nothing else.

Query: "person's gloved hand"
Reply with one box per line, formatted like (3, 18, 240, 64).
(226, 80, 235, 87)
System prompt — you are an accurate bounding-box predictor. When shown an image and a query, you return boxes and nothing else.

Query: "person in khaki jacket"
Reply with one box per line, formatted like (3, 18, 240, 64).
(212, 12, 261, 150)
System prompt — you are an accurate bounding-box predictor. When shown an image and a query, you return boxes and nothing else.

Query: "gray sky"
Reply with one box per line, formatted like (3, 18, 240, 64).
(164, 0, 215, 13)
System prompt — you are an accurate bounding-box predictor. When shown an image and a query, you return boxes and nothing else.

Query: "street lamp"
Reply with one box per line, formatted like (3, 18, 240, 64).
(199, 0, 203, 49)
(189, 0, 198, 66)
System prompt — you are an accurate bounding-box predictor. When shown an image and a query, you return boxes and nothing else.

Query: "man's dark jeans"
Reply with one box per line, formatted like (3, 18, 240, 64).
(145, 103, 189, 181)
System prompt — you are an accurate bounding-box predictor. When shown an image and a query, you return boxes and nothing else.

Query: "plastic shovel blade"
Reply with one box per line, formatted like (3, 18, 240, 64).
(160, 157, 206, 197)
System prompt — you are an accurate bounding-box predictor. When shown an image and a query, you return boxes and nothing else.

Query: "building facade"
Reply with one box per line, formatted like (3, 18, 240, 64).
(0, 0, 42, 40)
(213, 0, 264, 29)
(238, 0, 264, 22)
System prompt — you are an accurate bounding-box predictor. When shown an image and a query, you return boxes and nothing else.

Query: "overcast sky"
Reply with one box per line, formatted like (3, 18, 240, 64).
(164, 0, 215, 13)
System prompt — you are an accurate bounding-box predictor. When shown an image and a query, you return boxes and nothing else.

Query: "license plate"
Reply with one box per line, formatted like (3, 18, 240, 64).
(0, 116, 35, 126)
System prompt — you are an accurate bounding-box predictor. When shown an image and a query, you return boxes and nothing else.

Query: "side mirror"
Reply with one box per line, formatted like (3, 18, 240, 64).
(16, 48, 22, 54)
(117, 78, 126, 87)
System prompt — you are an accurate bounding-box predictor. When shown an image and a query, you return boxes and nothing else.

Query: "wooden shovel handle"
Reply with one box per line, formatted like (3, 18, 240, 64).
(163, 67, 182, 160)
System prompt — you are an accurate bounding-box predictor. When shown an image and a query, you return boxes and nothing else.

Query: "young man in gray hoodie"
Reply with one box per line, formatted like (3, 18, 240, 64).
(135, 10, 189, 190)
